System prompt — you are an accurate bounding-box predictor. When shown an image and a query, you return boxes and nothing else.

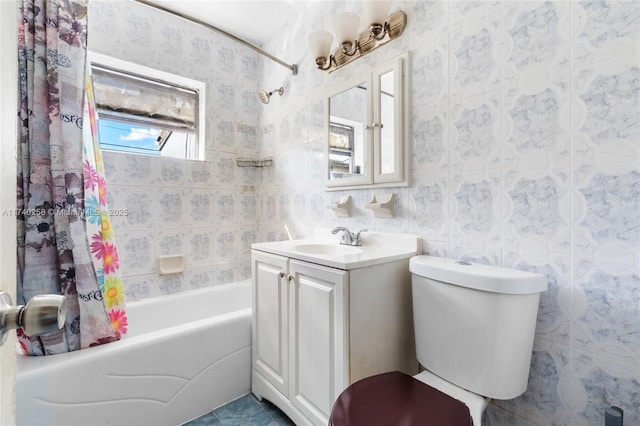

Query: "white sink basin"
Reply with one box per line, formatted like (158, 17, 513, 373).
(252, 229, 421, 269)
(290, 243, 362, 256)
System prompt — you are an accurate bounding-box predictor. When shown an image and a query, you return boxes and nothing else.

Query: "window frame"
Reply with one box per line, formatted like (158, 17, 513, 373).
(88, 51, 206, 161)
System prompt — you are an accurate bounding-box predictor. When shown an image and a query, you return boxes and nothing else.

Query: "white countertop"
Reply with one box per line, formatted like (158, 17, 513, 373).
(251, 230, 421, 270)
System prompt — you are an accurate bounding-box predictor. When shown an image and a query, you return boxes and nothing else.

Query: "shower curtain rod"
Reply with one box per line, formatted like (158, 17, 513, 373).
(132, 0, 298, 75)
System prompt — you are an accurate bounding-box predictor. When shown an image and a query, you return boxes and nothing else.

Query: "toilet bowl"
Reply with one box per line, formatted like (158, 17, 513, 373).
(329, 255, 547, 426)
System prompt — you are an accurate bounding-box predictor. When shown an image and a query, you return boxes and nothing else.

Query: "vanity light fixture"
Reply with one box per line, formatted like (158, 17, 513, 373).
(307, 1, 406, 73)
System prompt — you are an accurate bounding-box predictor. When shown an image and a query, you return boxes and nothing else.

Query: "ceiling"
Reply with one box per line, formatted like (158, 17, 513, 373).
(143, 0, 306, 47)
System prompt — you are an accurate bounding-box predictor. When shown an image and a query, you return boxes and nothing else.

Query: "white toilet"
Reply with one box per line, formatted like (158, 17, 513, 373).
(329, 255, 547, 426)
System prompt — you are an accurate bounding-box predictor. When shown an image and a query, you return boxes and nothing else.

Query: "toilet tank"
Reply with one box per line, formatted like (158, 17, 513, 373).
(409, 256, 547, 400)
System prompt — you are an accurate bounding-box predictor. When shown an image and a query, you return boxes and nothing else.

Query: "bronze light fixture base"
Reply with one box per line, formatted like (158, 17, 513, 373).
(316, 10, 407, 74)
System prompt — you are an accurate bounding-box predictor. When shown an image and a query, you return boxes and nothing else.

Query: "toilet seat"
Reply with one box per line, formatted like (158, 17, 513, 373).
(329, 372, 473, 426)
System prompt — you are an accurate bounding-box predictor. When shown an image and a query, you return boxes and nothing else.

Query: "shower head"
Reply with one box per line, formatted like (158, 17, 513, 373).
(259, 87, 285, 104)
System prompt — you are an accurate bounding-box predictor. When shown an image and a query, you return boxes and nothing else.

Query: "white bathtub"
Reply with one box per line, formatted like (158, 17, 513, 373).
(17, 280, 252, 426)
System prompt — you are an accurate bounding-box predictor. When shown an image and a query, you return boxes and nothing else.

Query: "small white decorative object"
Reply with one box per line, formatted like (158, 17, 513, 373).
(327, 195, 352, 218)
(158, 254, 184, 275)
(365, 193, 395, 218)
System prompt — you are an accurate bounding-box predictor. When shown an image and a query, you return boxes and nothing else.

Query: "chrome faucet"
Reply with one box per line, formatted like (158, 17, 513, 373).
(331, 227, 368, 246)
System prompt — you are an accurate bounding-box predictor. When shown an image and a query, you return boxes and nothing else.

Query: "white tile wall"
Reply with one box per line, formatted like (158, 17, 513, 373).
(88, 0, 262, 298)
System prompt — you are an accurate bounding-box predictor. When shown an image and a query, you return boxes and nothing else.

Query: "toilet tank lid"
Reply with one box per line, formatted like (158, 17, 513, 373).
(410, 256, 547, 295)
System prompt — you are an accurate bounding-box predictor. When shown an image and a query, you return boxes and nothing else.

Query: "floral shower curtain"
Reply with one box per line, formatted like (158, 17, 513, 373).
(17, 0, 127, 355)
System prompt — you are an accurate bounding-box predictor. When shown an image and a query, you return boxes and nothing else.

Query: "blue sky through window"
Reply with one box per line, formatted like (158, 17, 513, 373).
(98, 119, 161, 155)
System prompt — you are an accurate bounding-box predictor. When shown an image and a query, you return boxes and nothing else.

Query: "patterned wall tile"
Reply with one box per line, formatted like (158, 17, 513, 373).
(158, 274, 183, 296)
(451, 168, 502, 248)
(215, 190, 237, 227)
(120, 153, 157, 186)
(412, 104, 449, 177)
(571, 350, 640, 425)
(214, 153, 239, 188)
(307, 100, 325, 143)
(409, 173, 449, 242)
(237, 122, 259, 153)
(102, 151, 125, 185)
(450, 1, 501, 29)
(216, 81, 237, 112)
(157, 157, 187, 187)
(503, 171, 570, 252)
(187, 189, 213, 227)
(186, 229, 213, 267)
(408, 0, 449, 50)
(411, 41, 449, 109)
(122, 274, 156, 301)
(156, 230, 184, 257)
(449, 242, 501, 267)
(450, 12, 502, 101)
(119, 231, 155, 277)
(215, 118, 236, 150)
(450, 91, 501, 172)
(503, 89, 571, 179)
(156, 189, 185, 228)
(239, 89, 260, 118)
(125, 12, 154, 50)
(579, 67, 639, 138)
(260, 192, 277, 225)
(578, 171, 640, 246)
(190, 37, 212, 67)
(483, 403, 536, 426)
(214, 263, 237, 286)
(573, 270, 640, 366)
(502, 1, 571, 90)
(160, 26, 184, 56)
(238, 229, 258, 262)
(421, 240, 449, 258)
(238, 193, 259, 224)
(572, 0, 640, 68)
(122, 187, 155, 229)
(186, 267, 214, 290)
(237, 261, 252, 281)
(214, 229, 236, 263)
(187, 158, 214, 187)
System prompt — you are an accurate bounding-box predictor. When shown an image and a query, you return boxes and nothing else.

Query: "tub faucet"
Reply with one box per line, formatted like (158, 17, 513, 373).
(331, 227, 368, 246)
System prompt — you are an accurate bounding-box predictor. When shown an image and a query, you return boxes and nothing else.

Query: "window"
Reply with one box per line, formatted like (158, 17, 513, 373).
(89, 52, 206, 160)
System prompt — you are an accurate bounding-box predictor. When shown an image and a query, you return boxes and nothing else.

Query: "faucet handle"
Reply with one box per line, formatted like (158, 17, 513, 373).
(353, 229, 368, 245)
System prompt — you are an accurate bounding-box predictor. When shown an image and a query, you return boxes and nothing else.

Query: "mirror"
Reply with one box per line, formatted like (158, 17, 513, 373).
(326, 54, 408, 190)
(329, 81, 368, 179)
(379, 70, 395, 175)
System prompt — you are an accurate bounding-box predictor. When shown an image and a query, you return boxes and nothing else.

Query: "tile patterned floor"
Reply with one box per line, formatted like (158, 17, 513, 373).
(184, 394, 296, 426)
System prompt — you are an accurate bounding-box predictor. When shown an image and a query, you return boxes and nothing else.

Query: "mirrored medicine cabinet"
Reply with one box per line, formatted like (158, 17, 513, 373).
(326, 54, 409, 190)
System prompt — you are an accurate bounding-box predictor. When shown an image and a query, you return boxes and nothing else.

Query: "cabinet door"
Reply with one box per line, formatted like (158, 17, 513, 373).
(252, 251, 289, 396)
(373, 58, 404, 184)
(288, 260, 348, 424)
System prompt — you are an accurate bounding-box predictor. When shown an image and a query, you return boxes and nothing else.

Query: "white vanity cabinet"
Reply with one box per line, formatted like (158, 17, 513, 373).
(251, 243, 418, 426)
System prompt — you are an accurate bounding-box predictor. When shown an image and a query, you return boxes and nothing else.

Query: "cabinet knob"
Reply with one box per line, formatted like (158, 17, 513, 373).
(278, 272, 286, 279)
(288, 275, 295, 282)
